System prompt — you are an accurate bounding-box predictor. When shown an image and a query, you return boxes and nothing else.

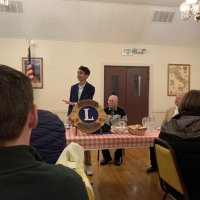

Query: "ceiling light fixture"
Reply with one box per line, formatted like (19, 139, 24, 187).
(180, 0, 200, 21)
(0, 0, 8, 6)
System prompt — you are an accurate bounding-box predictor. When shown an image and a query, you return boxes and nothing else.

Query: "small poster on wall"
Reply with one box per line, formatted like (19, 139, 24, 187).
(168, 64, 190, 96)
(22, 57, 43, 89)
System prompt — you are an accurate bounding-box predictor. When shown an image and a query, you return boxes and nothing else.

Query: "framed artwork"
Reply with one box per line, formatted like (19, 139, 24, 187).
(168, 64, 190, 96)
(22, 57, 43, 89)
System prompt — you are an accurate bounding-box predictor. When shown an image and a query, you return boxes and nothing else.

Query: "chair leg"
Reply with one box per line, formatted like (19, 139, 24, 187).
(97, 150, 99, 161)
(162, 192, 168, 200)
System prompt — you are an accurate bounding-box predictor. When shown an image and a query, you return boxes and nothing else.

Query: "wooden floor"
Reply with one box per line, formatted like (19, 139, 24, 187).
(89, 148, 173, 200)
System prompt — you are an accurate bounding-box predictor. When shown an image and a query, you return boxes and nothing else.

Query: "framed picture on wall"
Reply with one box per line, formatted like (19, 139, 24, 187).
(168, 64, 190, 96)
(22, 57, 43, 89)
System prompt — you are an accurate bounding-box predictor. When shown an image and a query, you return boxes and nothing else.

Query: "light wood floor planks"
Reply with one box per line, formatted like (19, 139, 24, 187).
(89, 148, 173, 200)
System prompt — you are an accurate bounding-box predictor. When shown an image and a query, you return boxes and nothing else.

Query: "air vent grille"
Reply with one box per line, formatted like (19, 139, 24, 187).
(0, 1, 23, 13)
(151, 11, 175, 23)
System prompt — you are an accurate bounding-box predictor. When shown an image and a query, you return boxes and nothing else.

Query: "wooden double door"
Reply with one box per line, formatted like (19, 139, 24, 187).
(104, 66, 149, 125)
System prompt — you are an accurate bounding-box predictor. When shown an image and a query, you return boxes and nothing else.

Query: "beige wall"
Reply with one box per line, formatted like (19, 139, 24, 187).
(1, 38, 200, 125)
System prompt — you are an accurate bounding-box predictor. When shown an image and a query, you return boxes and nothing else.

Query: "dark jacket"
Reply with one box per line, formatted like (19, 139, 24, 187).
(68, 82, 95, 115)
(159, 111, 200, 200)
(0, 145, 88, 200)
(30, 109, 66, 164)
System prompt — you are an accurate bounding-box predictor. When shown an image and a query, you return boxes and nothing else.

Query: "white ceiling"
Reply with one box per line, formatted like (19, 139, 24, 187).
(0, 0, 200, 46)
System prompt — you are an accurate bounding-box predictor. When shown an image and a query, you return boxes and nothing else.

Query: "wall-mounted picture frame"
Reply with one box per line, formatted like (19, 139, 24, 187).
(168, 64, 190, 96)
(22, 57, 43, 89)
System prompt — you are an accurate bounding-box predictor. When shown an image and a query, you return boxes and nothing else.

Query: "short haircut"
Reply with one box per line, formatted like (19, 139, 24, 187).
(109, 95, 118, 102)
(79, 66, 90, 75)
(179, 90, 200, 112)
(0, 65, 33, 144)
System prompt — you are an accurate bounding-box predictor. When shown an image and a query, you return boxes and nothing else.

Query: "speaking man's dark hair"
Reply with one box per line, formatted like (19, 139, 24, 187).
(79, 66, 90, 76)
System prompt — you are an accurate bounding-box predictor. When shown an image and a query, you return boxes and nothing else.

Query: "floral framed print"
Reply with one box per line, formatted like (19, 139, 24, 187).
(22, 57, 43, 89)
(168, 64, 190, 96)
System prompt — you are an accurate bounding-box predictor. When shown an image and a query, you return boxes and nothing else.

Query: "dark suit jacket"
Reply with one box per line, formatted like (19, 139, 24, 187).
(68, 82, 95, 115)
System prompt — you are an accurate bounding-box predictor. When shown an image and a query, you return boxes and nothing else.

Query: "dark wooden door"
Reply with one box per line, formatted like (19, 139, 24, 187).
(104, 66, 149, 125)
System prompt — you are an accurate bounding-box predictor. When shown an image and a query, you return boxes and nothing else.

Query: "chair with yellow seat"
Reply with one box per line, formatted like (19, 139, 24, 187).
(154, 138, 190, 200)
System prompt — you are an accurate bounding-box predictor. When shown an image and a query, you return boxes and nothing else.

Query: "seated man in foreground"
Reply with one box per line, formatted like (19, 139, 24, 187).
(100, 95, 127, 166)
(0, 65, 88, 200)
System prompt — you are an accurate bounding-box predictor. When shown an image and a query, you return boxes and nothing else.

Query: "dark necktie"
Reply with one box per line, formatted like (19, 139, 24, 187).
(109, 110, 114, 126)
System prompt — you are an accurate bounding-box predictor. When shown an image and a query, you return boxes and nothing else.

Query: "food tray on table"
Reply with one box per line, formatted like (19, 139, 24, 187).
(128, 124, 147, 136)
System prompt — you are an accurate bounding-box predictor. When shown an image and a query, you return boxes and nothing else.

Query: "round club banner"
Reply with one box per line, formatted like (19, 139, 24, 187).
(69, 100, 107, 133)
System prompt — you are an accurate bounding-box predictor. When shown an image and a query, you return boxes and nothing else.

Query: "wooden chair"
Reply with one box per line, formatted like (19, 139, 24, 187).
(154, 138, 190, 200)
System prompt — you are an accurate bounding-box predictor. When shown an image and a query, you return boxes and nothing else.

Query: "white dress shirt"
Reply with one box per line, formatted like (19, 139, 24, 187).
(78, 84, 85, 101)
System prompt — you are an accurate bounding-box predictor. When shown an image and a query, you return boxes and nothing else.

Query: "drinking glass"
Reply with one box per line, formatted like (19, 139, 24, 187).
(142, 116, 156, 133)
(120, 120, 126, 128)
(146, 116, 156, 133)
(112, 117, 120, 127)
(142, 117, 147, 127)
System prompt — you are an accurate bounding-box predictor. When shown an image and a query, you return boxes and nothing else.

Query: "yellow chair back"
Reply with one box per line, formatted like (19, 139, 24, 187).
(154, 138, 190, 200)
(155, 144, 183, 194)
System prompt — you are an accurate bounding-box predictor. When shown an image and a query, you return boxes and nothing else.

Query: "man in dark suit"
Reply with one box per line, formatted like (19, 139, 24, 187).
(63, 66, 95, 176)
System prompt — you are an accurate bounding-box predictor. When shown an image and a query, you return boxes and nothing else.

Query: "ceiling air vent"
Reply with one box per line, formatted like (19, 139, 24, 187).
(0, 1, 23, 14)
(151, 11, 175, 23)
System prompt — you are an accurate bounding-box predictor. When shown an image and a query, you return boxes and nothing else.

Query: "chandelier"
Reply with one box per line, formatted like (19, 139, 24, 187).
(180, 0, 200, 21)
